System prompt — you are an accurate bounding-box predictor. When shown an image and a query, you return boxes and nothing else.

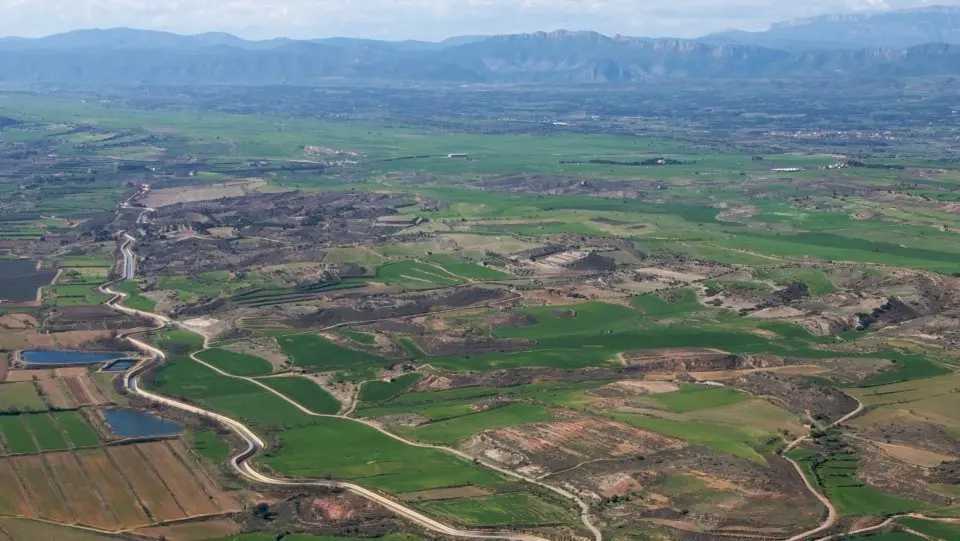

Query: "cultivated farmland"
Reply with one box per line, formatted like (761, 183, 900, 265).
(259, 376, 341, 415)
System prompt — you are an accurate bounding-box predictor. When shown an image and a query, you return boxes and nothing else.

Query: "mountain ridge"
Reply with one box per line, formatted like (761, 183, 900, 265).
(705, 4, 960, 49)
(0, 22, 959, 85)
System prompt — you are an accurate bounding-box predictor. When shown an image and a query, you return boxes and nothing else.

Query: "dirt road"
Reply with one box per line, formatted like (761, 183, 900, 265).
(100, 237, 592, 541)
(783, 398, 865, 541)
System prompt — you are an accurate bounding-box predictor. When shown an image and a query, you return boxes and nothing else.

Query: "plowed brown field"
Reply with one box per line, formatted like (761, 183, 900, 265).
(39, 379, 76, 410)
(10, 455, 74, 523)
(78, 449, 150, 528)
(64, 377, 93, 405)
(0, 458, 35, 516)
(44, 452, 117, 530)
(165, 440, 239, 512)
(108, 446, 185, 522)
(490, 416, 685, 472)
(138, 442, 217, 516)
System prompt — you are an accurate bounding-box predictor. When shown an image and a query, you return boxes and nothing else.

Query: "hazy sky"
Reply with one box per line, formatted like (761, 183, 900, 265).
(0, 0, 956, 40)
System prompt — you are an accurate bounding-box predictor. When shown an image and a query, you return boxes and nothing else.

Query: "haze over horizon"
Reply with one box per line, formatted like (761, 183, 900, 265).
(2, 0, 959, 42)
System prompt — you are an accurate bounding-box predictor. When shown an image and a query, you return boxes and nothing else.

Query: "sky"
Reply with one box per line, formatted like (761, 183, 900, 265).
(0, 0, 957, 41)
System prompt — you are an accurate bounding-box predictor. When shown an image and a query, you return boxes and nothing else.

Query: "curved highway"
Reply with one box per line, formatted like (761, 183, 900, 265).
(101, 234, 591, 541)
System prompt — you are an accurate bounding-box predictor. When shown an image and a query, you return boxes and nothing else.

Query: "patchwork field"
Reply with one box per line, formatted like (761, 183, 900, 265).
(0, 412, 101, 455)
(0, 442, 238, 530)
(259, 376, 341, 415)
(5, 84, 960, 541)
(0, 382, 46, 412)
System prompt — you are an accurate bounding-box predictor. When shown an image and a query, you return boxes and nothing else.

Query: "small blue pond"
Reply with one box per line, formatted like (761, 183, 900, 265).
(102, 359, 137, 372)
(21, 349, 127, 366)
(103, 408, 183, 438)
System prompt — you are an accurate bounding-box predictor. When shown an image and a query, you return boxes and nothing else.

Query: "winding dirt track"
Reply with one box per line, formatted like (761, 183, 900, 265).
(103, 228, 958, 541)
(781, 400, 864, 541)
(100, 235, 601, 541)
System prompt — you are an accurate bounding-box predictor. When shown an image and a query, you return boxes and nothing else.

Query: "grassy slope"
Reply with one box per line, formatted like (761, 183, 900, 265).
(259, 376, 341, 415)
(195, 348, 274, 377)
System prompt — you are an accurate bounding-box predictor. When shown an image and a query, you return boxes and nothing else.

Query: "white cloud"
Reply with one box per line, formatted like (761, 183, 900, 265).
(0, 0, 957, 40)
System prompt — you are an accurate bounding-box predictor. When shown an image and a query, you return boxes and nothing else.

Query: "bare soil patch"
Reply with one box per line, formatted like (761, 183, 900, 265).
(4, 366, 86, 382)
(38, 379, 76, 409)
(108, 445, 185, 522)
(165, 440, 239, 512)
(141, 179, 268, 208)
(10, 454, 74, 523)
(0, 314, 36, 330)
(634, 267, 706, 282)
(482, 414, 684, 473)
(0, 329, 110, 353)
(78, 449, 150, 528)
(0, 458, 35, 516)
(747, 306, 806, 319)
(45, 451, 117, 530)
(138, 442, 219, 516)
(64, 377, 94, 405)
(688, 364, 826, 381)
(875, 442, 956, 468)
(732, 372, 859, 424)
(610, 380, 680, 395)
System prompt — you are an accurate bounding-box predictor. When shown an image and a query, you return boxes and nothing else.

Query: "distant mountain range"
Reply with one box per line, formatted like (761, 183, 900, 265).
(703, 5, 960, 50)
(1, 6, 960, 85)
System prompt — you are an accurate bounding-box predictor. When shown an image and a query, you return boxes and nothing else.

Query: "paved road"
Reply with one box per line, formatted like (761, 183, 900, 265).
(187, 350, 603, 541)
(99, 240, 570, 541)
(102, 235, 960, 541)
(119, 233, 137, 280)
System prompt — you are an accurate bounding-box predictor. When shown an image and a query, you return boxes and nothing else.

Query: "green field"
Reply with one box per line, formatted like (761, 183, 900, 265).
(424, 254, 512, 280)
(42, 284, 110, 307)
(398, 338, 426, 360)
(405, 403, 553, 446)
(22, 413, 68, 451)
(755, 267, 837, 295)
(260, 416, 503, 493)
(196, 348, 274, 377)
(359, 373, 423, 404)
(259, 376, 341, 415)
(0, 416, 37, 454)
(7, 87, 960, 539)
(851, 353, 949, 387)
(339, 328, 377, 345)
(896, 517, 960, 540)
(358, 381, 604, 422)
(418, 493, 572, 527)
(277, 334, 385, 372)
(191, 430, 231, 463)
(645, 384, 749, 413)
(53, 411, 100, 448)
(630, 288, 705, 316)
(495, 302, 638, 340)
(613, 413, 770, 464)
(151, 355, 320, 431)
(789, 449, 932, 516)
(0, 382, 47, 412)
(372, 260, 466, 290)
(114, 280, 157, 312)
(850, 533, 925, 541)
(151, 328, 206, 352)
(57, 257, 114, 268)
